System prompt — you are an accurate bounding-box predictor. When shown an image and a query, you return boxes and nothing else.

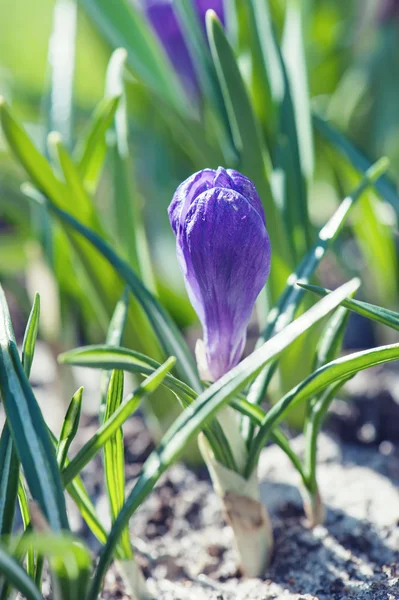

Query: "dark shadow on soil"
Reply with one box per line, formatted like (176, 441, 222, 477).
(259, 480, 398, 600)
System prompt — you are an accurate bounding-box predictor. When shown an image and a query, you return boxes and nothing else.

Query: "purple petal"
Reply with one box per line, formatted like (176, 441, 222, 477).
(142, 0, 225, 96)
(226, 169, 266, 224)
(177, 187, 271, 380)
(168, 168, 215, 235)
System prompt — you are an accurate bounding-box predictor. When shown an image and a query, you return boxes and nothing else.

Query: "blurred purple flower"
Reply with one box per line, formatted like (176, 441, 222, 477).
(377, 0, 399, 23)
(143, 0, 224, 96)
(169, 167, 271, 381)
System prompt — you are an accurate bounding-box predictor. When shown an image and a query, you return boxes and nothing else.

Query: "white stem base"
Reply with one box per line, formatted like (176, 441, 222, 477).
(301, 486, 325, 527)
(117, 558, 154, 600)
(199, 434, 273, 577)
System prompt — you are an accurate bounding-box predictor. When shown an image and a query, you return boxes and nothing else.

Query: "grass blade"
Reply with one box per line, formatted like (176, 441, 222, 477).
(0, 546, 43, 600)
(62, 358, 176, 486)
(60, 344, 238, 470)
(313, 114, 399, 211)
(80, 0, 189, 114)
(57, 388, 83, 470)
(282, 0, 314, 183)
(17, 534, 91, 600)
(0, 286, 69, 532)
(21, 293, 40, 378)
(0, 425, 19, 538)
(105, 49, 156, 291)
(206, 9, 291, 300)
(100, 289, 130, 421)
(48, 133, 103, 233)
(17, 476, 35, 578)
(246, 340, 399, 476)
(172, 0, 234, 160)
(298, 282, 399, 332)
(74, 95, 120, 194)
(247, 157, 389, 407)
(103, 370, 132, 559)
(249, 0, 311, 260)
(59, 345, 196, 402)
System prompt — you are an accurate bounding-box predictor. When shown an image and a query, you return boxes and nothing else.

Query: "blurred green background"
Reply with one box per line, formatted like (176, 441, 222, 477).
(1, 0, 398, 348)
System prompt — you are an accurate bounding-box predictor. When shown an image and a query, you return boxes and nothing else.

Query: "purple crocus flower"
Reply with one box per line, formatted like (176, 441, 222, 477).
(169, 167, 271, 381)
(143, 0, 224, 97)
(377, 0, 399, 23)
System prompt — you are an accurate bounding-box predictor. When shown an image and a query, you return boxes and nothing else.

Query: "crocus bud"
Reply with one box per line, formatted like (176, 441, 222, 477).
(169, 167, 271, 381)
(142, 0, 224, 97)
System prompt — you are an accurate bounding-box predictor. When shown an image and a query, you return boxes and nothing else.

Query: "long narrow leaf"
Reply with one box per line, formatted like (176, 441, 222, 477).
(57, 388, 83, 470)
(21, 293, 40, 378)
(74, 95, 120, 193)
(313, 114, 399, 211)
(0, 546, 43, 600)
(103, 370, 132, 559)
(60, 345, 196, 402)
(248, 157, 389, 407)
(298, 282, 399, 332)
(62, 358, 176, 486)
(80, 0, 189, 114)
(206, 9, 291, 300)
(246, 342, 399, 475)
(100, 289, 130, 420)
(0, 286, 69, 532)
(0, 426, 19, 538)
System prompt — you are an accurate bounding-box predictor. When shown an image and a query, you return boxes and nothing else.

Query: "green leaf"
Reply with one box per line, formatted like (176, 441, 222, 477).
(249, 0, 311, 260)
(0, 546, 43, 600)
(100, 289, 130, 421)
(62, 358, 176, 486)
(43, 0, 77, 147)
(103, 370, 132, 559)
(313, 114, 399, 211)
(172, 0, 235, 161)
(59, 344, 238, 471)
(74, 95, 120, 194)
(28, 196, 200, 391)
(21, 293, 40, 378)
(80, 0, 189, 114)
(282, 0, 314, 183)
(0, 285, 69, 532)
(17, 476, 35, 579)
(298, 282, 399, 332)
(248, 157, 389, 408)
(231, 397, 306, 484)
(57, 388, 83, 470)
(0, 425, 19, 538)
(0, 99, 70, 212)
(246, 341, 399, 476)
(206, 9, 291, 300)
(105, 49, 156, 291)
(48, 132, 103, 233)
(87, 278, 359, 599)
(313, 305, 351, 372)
(59, 345, 196, 402)
(17, 534, 91, 600)
(305, 383, 346, 493)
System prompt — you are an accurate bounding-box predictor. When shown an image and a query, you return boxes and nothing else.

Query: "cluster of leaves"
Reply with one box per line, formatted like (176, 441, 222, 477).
(0, 1, 399, 598)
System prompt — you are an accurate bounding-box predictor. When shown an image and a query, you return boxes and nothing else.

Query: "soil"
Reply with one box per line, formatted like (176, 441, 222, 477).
(94, 425, 398, 600)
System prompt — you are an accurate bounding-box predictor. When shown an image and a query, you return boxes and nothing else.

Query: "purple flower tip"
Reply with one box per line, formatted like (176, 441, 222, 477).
(169, 167, 271, 381)
(143, 0, 224, 97)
